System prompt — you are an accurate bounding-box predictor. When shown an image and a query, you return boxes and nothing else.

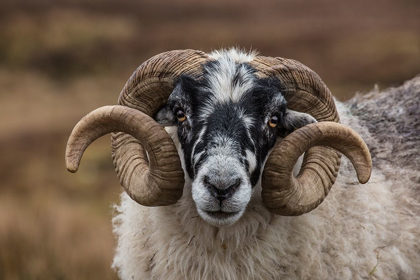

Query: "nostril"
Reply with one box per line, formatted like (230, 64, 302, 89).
(203, 176, 218, 197)
(229, 178, 242, 190)
(203, 175, 211, 185)
(222, 178, 241, 200)
(203, 176, 242, 202)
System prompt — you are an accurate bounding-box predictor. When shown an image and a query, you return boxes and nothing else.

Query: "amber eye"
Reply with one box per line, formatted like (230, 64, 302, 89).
(176, 110, 186, 122)
(268, 116, 278, 128)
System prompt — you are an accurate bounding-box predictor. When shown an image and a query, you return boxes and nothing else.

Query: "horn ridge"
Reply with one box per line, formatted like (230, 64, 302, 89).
(251, 56, 345, 215)
(66, 105, 184, 206)
(262, 122, 372, 216)
(111, 50, 210, 205)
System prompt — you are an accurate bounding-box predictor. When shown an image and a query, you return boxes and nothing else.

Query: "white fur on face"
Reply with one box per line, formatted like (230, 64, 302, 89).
(209, 48, 257, 64)
(197, 49, 257, 123)
(207, 62, 255, 104)
(192, 149, 252, 227)
(189, 50, 262, 227)
(239, 109, 256, 150)
(245, 149, 257, 174)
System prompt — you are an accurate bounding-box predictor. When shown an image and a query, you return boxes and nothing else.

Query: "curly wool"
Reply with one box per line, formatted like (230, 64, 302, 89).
(112, 77, 420, 280)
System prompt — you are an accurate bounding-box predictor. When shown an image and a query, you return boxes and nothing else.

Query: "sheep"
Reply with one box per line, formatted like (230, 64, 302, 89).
(66, 49, 420, 279)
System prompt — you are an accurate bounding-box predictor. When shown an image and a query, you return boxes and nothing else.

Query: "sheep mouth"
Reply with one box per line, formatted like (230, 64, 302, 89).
(204, 210, 240, 219)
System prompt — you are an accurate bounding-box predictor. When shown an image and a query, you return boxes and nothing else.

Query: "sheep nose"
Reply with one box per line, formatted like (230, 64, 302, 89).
(203, 176, 241, 203)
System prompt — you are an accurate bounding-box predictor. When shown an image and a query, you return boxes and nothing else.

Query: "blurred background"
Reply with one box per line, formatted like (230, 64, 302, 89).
(0, 0, 419, 279)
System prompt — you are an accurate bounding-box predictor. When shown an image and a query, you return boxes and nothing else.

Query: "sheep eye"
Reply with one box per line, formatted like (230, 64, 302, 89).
(268, 116, 278, 128)
(176, 110, 186, 122)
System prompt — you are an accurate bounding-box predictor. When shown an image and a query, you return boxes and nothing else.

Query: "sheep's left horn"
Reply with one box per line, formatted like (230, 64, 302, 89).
(250, 56, 358, 215)
(66, 105, 184, 206)
(262, 122, 372, 216)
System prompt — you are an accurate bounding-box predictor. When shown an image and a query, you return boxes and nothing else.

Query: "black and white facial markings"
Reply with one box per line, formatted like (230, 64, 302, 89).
(156, 49, 316, 227)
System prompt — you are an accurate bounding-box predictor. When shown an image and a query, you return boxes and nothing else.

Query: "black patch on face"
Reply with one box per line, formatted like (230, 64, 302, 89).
(194, 102, 255, 169)
(163, 63, 289, 186)
(238, 77, 287, 186)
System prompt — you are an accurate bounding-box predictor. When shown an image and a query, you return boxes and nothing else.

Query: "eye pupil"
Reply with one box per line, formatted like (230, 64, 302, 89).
(268, 116, 278, 128)
(177, 110, 186, 122)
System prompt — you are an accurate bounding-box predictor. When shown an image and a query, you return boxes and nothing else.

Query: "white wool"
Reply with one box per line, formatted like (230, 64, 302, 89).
(209, 48, 257, 63)
(206, 50, 256, 104)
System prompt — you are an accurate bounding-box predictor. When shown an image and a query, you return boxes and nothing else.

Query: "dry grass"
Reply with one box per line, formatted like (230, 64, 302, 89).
(0, 196, 118, 280)
(0, 118, 120, 279)
(0, 71, 122, 279)
(0, 0, 419, 278)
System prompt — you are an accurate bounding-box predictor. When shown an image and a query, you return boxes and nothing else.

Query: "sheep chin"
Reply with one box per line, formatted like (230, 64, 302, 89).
(196, 207, 245, 227)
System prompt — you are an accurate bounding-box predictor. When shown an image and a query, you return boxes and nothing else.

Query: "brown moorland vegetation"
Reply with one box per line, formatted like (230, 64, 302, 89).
(0, 0, 419, 279)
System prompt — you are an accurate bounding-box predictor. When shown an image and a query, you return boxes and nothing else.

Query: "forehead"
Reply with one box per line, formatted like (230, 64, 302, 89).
(170, 49, 286, 117)
(204, 50, 257, 104)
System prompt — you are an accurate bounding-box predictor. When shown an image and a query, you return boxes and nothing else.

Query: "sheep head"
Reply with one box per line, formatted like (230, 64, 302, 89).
(66, 49, 371, 226)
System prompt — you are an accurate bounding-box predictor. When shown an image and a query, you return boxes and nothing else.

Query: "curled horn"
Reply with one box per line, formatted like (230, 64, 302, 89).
(250, 57, 372, 215)
(66, 50, 209, 206)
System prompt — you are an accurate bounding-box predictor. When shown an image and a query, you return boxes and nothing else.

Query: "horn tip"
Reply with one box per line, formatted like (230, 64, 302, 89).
(357, 168, 372, 184)
(67, 168, 78, 173)
(66, 160, 79, 173)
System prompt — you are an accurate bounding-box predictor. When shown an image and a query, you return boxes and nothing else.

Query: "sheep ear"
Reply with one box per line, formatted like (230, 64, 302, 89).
(279, 109, 317, 135)
(154, 75, 196, 127)
(155, 105, 176, 126)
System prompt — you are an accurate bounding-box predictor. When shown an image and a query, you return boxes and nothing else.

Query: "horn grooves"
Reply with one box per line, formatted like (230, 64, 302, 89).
(251, 56, 367, 215)
(250, 57, 339, 122)
(66, 106, 184, 206)
(111, 50, 209, 205)
(262, 122, 372, 216)
(118, 50, 209, 115)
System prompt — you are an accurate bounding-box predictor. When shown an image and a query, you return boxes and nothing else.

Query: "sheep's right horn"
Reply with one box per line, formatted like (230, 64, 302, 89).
(66, 106, 184, 206)
(66, 50, 209, 206)
(110, 50, 210, 205)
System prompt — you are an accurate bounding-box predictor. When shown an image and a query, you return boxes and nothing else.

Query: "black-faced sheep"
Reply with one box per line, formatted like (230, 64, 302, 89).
(66, 49, 420, 279)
